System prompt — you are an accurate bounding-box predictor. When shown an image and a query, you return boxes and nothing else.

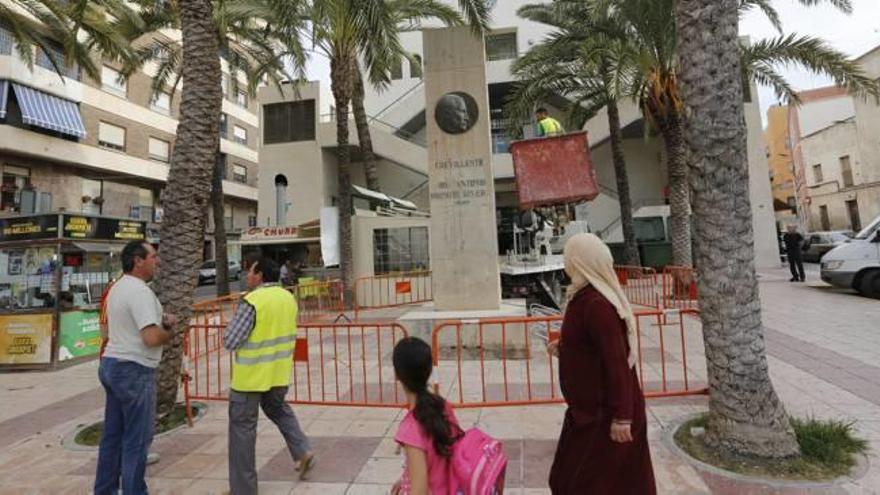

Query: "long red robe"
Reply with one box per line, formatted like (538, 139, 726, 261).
(549, 286, 656, 494)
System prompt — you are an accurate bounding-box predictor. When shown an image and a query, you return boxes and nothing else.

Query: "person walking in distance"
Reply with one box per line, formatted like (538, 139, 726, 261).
(783, 225, 806, 282)
(224, 257, 315, 493)
(95, 241, 177, 495)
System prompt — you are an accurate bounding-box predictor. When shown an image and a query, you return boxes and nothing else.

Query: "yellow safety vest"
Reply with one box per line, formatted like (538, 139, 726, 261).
(231, 286, 299, 392)
(538, 116, 564, 137)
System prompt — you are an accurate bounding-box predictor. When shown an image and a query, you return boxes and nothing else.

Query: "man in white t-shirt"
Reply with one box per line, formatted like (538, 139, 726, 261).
(95, 240, 178, 495)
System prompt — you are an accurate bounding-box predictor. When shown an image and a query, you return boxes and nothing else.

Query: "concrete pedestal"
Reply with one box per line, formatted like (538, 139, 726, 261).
(423, 27, 502, 311)
(397, 299, 529, 359)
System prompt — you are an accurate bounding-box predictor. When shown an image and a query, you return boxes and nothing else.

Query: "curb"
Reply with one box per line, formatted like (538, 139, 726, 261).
(662, 412, 870, 491)
(61, 402, 209, 452)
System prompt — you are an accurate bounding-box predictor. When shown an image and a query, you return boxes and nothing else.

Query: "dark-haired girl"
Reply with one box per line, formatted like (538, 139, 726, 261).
(391, 337, 462, 495)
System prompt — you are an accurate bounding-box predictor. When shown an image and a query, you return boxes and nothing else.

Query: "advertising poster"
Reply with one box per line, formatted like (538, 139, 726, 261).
(58, 310, 101, 361)
(0, 313, 53, 365)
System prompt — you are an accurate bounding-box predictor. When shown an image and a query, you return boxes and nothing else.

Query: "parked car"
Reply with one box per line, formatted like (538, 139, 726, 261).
(802, 231, 854, 262)
(198, 260, 241, 285)
(821, 215, 880, 298)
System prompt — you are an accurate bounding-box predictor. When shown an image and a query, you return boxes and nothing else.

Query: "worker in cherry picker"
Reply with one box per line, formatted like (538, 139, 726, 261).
(535, 107, 564, 137)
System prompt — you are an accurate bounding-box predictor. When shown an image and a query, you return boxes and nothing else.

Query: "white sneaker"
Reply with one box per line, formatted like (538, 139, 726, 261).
(146, 452, 160, 465)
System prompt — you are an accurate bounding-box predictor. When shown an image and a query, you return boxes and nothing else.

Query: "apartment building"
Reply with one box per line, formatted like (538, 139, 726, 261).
(794, 45, 880, 233)
(764, 105, 798, 229)
(0, 23, 260, 260)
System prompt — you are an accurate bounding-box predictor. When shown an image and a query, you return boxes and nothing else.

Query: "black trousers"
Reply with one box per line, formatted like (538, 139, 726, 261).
(788, 254, 805, 281)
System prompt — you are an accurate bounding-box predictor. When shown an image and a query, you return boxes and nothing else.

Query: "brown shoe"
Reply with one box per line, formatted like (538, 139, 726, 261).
(298, 453, 315, 480)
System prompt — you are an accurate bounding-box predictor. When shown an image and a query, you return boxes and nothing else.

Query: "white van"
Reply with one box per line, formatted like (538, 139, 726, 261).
(820, 214, 880, 298)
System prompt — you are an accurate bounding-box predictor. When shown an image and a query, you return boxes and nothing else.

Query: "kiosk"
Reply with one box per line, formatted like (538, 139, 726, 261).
(0, 213, 146, 369)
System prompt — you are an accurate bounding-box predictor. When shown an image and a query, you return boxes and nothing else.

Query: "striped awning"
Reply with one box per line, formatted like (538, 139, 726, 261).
(10, 83, 86, 138)
(0, 81, 8, 119)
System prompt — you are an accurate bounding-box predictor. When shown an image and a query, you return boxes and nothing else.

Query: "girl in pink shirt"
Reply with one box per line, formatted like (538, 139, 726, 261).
(392, 338, 462, 495)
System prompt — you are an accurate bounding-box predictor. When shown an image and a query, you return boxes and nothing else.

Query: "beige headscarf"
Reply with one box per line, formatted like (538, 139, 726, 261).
(563, 233, 638, 368)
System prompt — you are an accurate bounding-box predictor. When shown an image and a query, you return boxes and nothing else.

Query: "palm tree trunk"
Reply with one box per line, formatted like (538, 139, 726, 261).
(331, 57, 355, 307)
(662, 112, 692, 268)
(352, 68, 381, 192)
(154, 0, 222, 418)
(607, 98, 640, 267)
(675, 0, 799, 458)
(211, 152, 230, 296)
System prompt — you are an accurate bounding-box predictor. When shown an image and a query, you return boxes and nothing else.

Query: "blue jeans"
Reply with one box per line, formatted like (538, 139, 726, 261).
(94, 357, 156, 495)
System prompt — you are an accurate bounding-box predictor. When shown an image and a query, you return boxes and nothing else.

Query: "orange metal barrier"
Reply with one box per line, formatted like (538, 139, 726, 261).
(429, 309, 707, 408)
(190, 280, 344, 327)
(661, 266, 699, 310)
(183, 321, 410, 416)
(354, 271, 432, 316)
(615, 265, 659, 308)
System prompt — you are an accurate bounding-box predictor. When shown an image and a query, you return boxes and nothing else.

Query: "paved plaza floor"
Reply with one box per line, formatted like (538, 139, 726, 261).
(1, 265, 878, 494)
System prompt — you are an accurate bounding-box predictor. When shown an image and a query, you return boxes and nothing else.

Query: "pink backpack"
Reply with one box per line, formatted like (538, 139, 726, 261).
(447, 428, 507, 495)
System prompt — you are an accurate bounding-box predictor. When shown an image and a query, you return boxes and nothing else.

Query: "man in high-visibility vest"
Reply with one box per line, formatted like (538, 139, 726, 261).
(535, 107, 564, 137)
(224, 257, 314, 493)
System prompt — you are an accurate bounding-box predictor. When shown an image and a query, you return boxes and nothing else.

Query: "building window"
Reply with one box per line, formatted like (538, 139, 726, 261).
(219, 113, 228, 138)
(148, 137, 170, 162)
(846, 199, 861, 231)
(236, 89, 247, 107)
(840, 155, 853, 187)
(232, 164, 247, 183)
(0, 165, 30, 213)
(390, 57, 403, 80)
(224, 204, 233, 231)
(264, 100, 316, 144)
(373, 227, 429, 276)
(81, 178, 102, 215)
(233, 125, 247, 145)
(131, 188, 154, 221)
(410, 54, 423, 79)
(248, 215, 257, 227)
(812, 163, 823, 184)
(98, 122, 126, 151)
(101, 65, 127, 97)
(486, 31, 517, 61)
(36, 40, 80, 80)
(819, 205, 830, 231)
(150, 91, 171, 114)
(221, 76, 228, 97)
(0, 24, 13, 55)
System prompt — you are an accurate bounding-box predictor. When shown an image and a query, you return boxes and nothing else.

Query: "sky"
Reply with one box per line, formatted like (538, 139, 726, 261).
(739, 0, 880, 123)
(304, 0, 880, 124)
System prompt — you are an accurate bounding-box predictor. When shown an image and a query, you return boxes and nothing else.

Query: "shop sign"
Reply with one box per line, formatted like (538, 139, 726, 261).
(242, 226, 299, 241)
(62, 215, 146, 241)
(0, 313, 53, 365)
(0, 215, 60, 242)
(58, 310, 101, 361)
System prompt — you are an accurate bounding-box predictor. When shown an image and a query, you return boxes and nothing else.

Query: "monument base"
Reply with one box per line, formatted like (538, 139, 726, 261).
(396, 299, 531, 359)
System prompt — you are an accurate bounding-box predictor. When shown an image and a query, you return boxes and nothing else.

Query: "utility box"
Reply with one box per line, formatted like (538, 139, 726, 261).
(510, 131, 599, 209)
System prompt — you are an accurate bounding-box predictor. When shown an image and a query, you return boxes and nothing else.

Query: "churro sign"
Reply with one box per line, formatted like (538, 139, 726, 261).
(241, 226, 299, 241)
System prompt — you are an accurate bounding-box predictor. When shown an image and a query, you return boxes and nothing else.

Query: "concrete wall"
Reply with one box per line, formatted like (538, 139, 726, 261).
(854, 47, 880, 185)
(256, 82, 324, 227)
(745, 89, 782, 268)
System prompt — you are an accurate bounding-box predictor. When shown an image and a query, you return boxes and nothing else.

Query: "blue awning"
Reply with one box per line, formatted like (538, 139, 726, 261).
(0, 81, 8, 119)
(10, 83, 86, 138)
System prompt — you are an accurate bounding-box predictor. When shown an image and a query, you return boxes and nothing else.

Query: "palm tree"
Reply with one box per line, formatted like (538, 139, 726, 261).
(309, 0, 489, 305)
(0, 0, 139, 81)
(119, 0, 308, 417)
(508, 1, 642, 266)
(676, 0, 877, 457)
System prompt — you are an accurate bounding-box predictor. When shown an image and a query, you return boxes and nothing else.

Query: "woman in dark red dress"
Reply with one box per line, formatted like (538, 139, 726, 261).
(548, 233, 656, 494)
